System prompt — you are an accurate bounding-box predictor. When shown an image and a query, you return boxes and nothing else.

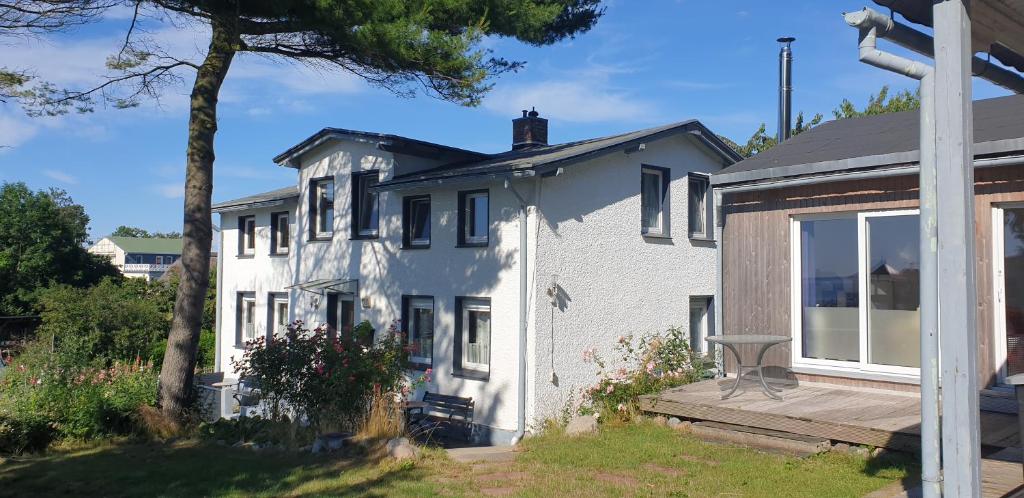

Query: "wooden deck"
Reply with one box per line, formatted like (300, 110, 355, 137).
(640, 378, 1019, 452)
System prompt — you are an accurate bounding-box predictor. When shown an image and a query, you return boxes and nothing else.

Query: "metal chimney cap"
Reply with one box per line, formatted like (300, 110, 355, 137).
(777, 36, 796, 43)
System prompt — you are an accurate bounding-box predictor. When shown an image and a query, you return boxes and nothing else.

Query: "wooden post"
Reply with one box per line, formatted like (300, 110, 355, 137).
(933, 0, 982, 495)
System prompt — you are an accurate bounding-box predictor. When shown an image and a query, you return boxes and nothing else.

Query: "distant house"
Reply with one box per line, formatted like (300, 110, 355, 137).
(211, 109, 741, 443)
(88, 236, 183, 281)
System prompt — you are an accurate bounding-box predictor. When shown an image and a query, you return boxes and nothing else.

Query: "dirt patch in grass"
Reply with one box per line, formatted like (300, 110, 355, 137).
(479, 487, 518, 497)
(593, 472, 641, 487)
(643, 462, 688, 477)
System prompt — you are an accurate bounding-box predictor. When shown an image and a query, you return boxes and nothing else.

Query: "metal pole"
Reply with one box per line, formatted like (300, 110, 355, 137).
(933, 0, 982, 495)
(777, 37, 795, 142)
(917, 70, 942, 498)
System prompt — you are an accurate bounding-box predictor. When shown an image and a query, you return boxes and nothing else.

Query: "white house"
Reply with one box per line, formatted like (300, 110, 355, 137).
(212, 110, 741, 444)
(88, 236, 183, 281)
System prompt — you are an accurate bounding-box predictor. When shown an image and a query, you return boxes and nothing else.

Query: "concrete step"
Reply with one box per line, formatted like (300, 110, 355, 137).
(689, 421, 831, 457)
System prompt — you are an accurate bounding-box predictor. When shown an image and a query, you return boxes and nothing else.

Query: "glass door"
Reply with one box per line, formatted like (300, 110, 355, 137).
(995, 205, 1024, 383)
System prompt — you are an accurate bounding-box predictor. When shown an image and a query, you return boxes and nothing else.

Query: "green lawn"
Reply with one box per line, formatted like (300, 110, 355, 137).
(0, 423, 916, 497)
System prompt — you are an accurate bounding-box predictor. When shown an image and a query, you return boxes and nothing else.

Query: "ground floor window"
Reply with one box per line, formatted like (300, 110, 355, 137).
(402, 296, 434, 368)
(689, 296, 711, 354)
(269, 294, 289, 338)
(793, 210, 920, 376)
(455, 297, 491, 378)
(326, 293, 356, 343)
(237, 293, 256, 344)
(995, 205, 1024, 382)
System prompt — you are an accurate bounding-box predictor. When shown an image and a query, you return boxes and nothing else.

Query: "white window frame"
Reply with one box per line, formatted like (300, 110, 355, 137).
(641, 167, 665, 236)
(313, 179, 334, 238)
(992, 203, 1024, 387)
(275, 212, 290, 254)
(272, 295, 289, 338)
(242, 296, 257, 342)
(461, 299, 491, 373)
(155, 256, 163, 265)
(688, 173, 710, 239)
(407, 297, 433, 365)
(243, 216, 256, 255)
(408, 197, 431, 247)
(790, 209, 921, 380)
(689, 296, 710, 355)
(465, 192, 488, 244)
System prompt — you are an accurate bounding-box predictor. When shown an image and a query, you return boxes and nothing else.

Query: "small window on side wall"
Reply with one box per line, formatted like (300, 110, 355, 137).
(688, 173, 711, 239)
(352, 170, 380, 239)
(458, 190, 489, 247)
(270, 211, 290, 255)
(689, 296, 712, 355)
(641, 166, 669, 237)
(402, 195, 431, 249)
(238, 215, 256, 256)
(309, 178, 334, 240)
(455, 297, 491, 379)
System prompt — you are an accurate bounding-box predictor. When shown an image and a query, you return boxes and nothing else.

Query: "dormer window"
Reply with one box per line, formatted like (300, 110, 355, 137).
(352, 170, 380, 239)
(310, 178, 334, 240)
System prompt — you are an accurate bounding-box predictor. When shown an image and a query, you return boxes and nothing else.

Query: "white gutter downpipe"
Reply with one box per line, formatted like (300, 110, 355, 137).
(844, 11, 941, 497)
(505, 176, 531, 445)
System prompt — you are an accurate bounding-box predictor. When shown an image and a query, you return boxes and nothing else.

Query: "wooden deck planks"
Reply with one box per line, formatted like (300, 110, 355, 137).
(641, 379, 1019, 452)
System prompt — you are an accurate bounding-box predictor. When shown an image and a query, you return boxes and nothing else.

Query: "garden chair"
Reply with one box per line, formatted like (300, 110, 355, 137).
(232, 377, 261, 418)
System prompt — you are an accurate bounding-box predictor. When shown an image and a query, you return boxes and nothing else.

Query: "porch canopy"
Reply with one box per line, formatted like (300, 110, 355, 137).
(875, 0, 1024, 73)
(285, 278, 358, 296)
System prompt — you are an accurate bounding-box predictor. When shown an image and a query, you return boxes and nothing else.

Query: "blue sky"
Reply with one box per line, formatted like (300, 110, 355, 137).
(0, 1, 1011, 240)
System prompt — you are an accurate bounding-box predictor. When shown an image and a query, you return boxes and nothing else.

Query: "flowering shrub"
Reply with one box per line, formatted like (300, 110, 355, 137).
(232, 320, 408, 434)
(0, 342, 159, 452)
(580, 327, 704, 421)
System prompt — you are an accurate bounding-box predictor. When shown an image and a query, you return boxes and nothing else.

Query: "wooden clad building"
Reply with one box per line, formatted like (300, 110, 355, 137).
(712, 94, 1024, 400)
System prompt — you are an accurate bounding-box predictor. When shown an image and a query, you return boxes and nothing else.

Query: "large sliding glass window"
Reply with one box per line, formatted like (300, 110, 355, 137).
(996, 206, 1024, 380)
(794, 210, 919, 375)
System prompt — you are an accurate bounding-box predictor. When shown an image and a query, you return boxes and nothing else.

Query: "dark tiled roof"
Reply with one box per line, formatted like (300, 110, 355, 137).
(714, 94, 1024, 185)
(212, 186, 298, 212)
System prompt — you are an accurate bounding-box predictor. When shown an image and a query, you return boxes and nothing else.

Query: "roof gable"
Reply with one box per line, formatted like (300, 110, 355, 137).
(107, 236, 183, 255)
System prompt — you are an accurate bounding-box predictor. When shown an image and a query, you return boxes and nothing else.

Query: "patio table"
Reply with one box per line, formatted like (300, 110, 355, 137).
(706, 335, 792, 400)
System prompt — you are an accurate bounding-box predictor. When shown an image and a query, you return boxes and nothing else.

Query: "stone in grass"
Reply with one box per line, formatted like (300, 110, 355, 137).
(565, 415, 599, 436)
(651, 416, 669, 427)
(667, 417, 683, 428)
(387, 437, 420, 460)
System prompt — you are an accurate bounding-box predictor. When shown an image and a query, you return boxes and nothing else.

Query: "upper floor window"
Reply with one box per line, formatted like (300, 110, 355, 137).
(270, 211, 290, 255)
(310, 178, 334, 240)
(688, 173, 711, 239)
(238, 215, 256, 255)
(458, 190, 489, 247)
(352, 170, 380, 239)
(402, 195, 431, 249)
(641, 166, 669, 236)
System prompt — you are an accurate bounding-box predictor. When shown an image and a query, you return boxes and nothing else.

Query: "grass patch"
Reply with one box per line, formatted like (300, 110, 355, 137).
(0, 423, 916, 497)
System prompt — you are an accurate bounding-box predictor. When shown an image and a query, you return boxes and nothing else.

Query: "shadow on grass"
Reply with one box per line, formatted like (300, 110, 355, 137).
(862, 449, 922, 495)
(0, 441, 428, 498)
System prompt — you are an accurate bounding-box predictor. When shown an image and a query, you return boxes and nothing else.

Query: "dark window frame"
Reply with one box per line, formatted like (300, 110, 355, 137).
(351, 170, 381, 240)
(687, 172, 712, 240)
(267, 292, 289, 340)
(402, 195, 431, 249)
(457, 189, 490, 248)
(400, 295, 435, 371)
(453, 296, 491, 381)
(308, 176, 335, 241)
(237, 215, 256, 257)
(234, 291, 256, 347)
(269, 211, 290, 255)
(641, 164, 671, 238)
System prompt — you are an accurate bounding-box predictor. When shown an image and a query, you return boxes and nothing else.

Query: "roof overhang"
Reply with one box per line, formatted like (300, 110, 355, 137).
(212, 197, 297, 213)
(273, 128, 486, 169)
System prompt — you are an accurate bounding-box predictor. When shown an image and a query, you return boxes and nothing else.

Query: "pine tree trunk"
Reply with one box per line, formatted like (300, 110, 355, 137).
(159, 21, 236, 419)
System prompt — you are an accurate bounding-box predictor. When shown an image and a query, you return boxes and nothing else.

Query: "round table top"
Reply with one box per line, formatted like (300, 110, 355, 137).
(706, 335, 792, 345)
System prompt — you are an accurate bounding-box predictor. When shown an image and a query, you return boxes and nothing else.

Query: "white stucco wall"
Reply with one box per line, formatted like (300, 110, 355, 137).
(527, 133, 725, 425)
(88, 238, 125, 268)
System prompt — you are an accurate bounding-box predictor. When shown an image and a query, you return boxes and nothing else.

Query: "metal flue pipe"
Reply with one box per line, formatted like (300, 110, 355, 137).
(844, 13, 942, 498)
(777, 37, 795, 142)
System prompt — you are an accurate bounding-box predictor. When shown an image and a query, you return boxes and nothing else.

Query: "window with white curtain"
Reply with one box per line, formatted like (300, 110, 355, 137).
(641, 167, 666, 235)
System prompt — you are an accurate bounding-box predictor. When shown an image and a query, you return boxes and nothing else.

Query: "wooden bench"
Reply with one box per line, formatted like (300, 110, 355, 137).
(408, 392, 475, 442)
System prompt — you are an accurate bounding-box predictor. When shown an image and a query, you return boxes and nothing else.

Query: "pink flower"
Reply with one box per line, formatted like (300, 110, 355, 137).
(645, 362, 655, 373)
(425, 368, 433, 375)
(617, 336, 626, 344)
(617, 403, 626, 412)
(605, 384, 614, 394)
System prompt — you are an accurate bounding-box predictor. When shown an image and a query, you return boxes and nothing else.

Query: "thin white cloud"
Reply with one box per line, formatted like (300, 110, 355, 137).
(246, 107, 272, 117)
(484, 80, 660, 124)
(43, 169, 78, 185)
(663, 80, 735, 91)
(155, 182, 183, 199)
(0, 113, 40, 149)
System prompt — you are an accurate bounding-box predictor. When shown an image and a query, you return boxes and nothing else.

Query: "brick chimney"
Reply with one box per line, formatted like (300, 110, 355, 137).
(512, 107, 548, 150)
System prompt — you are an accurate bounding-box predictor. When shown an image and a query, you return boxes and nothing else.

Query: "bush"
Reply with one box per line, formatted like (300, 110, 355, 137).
(580, 327, 704, 421)
(233, 320, 408, 434)
(0, 339, 159, 451)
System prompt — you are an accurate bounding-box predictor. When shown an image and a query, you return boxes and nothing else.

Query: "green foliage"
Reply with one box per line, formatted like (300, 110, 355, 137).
(232, 321, 408, 434)
(110, 225, 182, 238)
(0, 182, 120, 315)
(731, 85, 918, 158)
(35, 279, 169, 369)
(0, 339, 158, 450)
(833, 85, 920, 119)
(580, 328, 705, 421)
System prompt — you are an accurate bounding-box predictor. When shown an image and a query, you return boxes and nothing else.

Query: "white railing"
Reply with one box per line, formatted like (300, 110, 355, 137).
(123, 263, 172, 273)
